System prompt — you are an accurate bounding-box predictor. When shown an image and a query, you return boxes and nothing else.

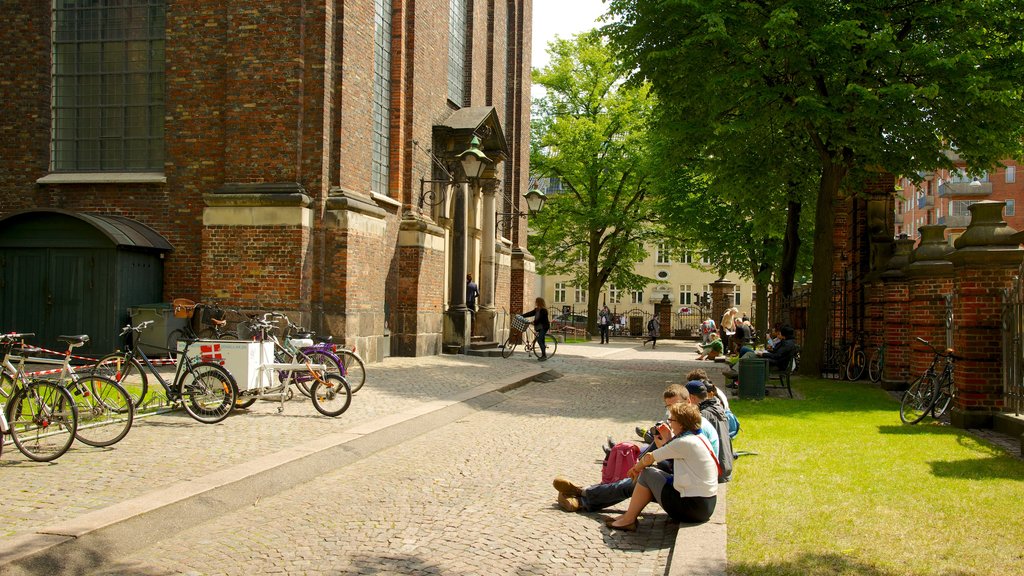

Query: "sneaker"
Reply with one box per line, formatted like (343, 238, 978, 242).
(553, 476, 583, 497)
(557, 493, 580, 512)
(539, 355, 548, 361)
(634, 426, 647, 439)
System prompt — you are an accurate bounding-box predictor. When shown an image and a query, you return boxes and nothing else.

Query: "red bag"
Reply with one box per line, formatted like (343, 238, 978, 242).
(602, 442, 640, 483)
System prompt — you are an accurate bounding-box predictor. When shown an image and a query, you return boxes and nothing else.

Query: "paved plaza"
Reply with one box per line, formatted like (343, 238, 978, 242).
(0, 340, 729, 576)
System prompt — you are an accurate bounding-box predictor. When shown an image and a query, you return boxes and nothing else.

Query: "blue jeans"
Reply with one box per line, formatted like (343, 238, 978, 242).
(580, 478, 634, 512)
(536, 327, 548, 357)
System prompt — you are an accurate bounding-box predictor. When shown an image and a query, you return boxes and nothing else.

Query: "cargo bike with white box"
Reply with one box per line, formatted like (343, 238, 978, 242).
(231, 313, 352, 417)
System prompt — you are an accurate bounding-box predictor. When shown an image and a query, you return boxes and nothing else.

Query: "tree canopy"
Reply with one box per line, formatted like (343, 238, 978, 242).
(529, 30, 660, 332)
(605, 0, 1024, 372)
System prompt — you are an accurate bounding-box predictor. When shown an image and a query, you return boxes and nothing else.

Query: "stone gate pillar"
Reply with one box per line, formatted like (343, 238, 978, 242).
(949, 201, 1024, 429)
(711, 278, 735, 329)
(905, 225, 954, 381)
(880, 237, 914, 387)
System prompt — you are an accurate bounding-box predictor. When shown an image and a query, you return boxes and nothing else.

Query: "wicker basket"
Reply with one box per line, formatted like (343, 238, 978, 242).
(172, 298, 196, 319)
(511, 314, 529, 332)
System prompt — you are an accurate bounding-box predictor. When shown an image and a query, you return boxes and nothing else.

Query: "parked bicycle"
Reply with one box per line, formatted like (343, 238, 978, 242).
(237, 313, 352, 417)
(91, 321, 239, 423)
(845, 332, 868, 381)
(868, 342, 887, 383)
(1, 333, 78, 461)
(900, 337, 957, 424)
(167, 298, 239, 357)
(501, 314, 557, 359)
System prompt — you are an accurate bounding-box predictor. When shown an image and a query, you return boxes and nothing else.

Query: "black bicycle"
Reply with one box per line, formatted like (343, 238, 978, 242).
(92, 321, 238, 423)
(899, 337, 957, 424)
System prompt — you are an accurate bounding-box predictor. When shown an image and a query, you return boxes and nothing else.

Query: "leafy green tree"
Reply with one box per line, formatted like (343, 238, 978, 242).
(606, 0, 1024, 373)
(530, 30, 660, 333)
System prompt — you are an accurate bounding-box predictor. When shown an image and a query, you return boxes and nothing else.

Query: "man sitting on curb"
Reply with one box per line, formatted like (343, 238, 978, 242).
(554, 385, 720, 513)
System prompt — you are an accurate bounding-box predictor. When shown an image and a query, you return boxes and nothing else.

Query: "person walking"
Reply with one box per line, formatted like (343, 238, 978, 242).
(642, 315, 660, 348)
(598, 305, 612, 344)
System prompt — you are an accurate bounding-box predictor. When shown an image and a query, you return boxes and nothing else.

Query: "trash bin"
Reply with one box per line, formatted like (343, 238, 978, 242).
(128, 303, 188, 357)
(738, 357, 768, 400)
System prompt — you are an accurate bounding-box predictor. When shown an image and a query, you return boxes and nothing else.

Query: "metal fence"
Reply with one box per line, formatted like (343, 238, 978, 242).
(1001, 262, 1024, 416)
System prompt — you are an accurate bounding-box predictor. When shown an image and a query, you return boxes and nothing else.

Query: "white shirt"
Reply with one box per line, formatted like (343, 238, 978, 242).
(653, 432, 719, 498)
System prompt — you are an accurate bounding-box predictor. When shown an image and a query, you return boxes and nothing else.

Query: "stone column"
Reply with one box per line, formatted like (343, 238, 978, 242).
(905, 225, 953, 381)
(475, 178, 498, 342)
(711, 278, 736, 329)
(444, 182, 471, 353)
(948, 201, 1024, 429)
(879, 237, 915, 388)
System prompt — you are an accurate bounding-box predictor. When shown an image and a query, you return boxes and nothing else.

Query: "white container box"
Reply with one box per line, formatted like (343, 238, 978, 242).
(192, 340, 275, 391)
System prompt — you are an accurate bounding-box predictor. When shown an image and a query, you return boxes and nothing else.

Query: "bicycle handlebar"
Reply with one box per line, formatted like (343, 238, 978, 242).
(0, 332, 35, 341)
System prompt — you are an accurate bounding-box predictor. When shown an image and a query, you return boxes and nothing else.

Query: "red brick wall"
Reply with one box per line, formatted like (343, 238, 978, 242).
(952, 261, 1016, 417)
(907, 275, 953, 378)
(882, 278, 911, 384)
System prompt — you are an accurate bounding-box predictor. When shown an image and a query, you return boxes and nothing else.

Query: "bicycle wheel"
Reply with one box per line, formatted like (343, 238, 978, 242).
(310, 373, 352, 417)
(501, 334, 519, 358)
(532, 334, 558, 358)
(234, 393, 258, 409)
(179, 362, 237, 424)
(900, 374, 936, 424)
(167, 329, 185, 360)
(336, 349, 366, 394)
(73, 375, 134, 447)
(931, 375, 954, 419)
(7, 380, 78, 462)
(846, 349, 866, 381)
(868, 348, 884, 383)
(92, 353, 148, 409)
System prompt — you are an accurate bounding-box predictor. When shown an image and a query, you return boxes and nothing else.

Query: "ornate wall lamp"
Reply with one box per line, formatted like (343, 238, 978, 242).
(495, 183, 546, 234)
(415, 136, 492, 209)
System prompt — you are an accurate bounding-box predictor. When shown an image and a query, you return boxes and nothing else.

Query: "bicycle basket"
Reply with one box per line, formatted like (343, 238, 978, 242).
(511, 315, 529, 332)
(172, 298, 196, 319)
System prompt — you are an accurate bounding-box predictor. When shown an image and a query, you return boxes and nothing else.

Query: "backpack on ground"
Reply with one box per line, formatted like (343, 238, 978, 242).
(602, 442, 640, 483)
(726, 409, 740, 439)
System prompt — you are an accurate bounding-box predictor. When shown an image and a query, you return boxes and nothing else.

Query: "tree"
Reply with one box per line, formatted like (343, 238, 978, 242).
(606, 0, 1024, 374)
(530, 30, 660, 334)
(650, 118, 817, 339)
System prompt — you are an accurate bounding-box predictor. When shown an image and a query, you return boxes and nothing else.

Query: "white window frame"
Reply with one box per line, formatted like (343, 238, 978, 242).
(679, 284, 692, 306)
(656, 243, 671, 264)
(575, 286, 587, 304)
(631, 289, 644, 304)
(1007, 166, 1016, 184)
(554, 282, 566, 303)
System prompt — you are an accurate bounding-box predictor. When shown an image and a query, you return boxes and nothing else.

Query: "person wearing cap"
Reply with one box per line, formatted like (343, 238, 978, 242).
(605, 403, 719, 531)
(554, 385, 719, 514)
(758, 324, 799, 370)
(687, 380, 734, 483)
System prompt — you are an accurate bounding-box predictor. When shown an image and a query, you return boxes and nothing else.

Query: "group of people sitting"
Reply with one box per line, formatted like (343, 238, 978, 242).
(694, 307, 756, 360)
(552, 369, 733, 530)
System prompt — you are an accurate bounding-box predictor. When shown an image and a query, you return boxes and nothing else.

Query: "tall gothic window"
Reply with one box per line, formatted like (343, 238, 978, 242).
(371, 0, 393, 195)
(448, 0, 466, 105)
(51, 0, 166, 171)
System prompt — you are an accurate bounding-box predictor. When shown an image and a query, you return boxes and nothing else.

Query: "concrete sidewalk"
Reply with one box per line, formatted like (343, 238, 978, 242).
(1, 341, 728, 576)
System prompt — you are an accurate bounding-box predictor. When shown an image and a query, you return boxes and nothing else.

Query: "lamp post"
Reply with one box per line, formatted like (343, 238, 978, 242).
(496, 183, 546, 235)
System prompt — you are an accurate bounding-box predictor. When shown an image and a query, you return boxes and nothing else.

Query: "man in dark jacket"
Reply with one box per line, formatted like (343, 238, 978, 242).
(760, 324, 799, 370)
(686, 380, 734, 483)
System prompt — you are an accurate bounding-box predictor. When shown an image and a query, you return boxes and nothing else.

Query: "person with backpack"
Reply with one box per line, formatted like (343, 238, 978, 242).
(553, 384, 720, 514)
(642, 315, 660, 348)
(605, 404, 719, 530)
(687, 380, 734, 483)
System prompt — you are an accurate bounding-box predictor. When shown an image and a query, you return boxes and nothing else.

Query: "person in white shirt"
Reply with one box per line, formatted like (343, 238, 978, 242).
(605, 403, 719, 531)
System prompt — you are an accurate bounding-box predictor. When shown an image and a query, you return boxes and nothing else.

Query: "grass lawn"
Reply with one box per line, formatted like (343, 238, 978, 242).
(728, 377, 1024, 576)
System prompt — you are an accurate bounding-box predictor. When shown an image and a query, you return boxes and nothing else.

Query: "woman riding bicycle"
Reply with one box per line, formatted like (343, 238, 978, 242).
(521, 297, 550, 361)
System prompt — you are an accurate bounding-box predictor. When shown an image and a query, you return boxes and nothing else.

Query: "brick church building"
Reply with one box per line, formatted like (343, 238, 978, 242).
(0, 1, 535, 361)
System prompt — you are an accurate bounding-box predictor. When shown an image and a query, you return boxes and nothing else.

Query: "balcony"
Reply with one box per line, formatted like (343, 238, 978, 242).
(939, 181, 992, 198)
(916, 196, 935, 209)
(938, 214, 971, 228)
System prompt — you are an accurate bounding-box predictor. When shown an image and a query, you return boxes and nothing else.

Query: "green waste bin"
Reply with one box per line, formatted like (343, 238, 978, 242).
(738, 357, 768, 400)
(128, 303, 188, 357)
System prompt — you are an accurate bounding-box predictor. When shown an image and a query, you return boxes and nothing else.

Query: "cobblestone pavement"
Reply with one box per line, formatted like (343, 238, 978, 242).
(73, 341, 716, 575)
(0, 353, 566, 540)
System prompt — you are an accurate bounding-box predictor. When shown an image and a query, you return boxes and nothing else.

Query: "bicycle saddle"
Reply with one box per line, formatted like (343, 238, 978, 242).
(57, 334, 90, 347)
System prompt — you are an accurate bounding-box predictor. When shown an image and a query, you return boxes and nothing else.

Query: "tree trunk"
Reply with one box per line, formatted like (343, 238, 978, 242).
(754, 276, 770, 343)
(779, 195, 802, 299)
(800, 165, 844, 376)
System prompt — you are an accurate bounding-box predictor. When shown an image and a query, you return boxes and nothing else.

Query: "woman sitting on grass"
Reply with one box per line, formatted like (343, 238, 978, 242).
(606, 403, 719, 531)
(695, 332, 724, 360)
